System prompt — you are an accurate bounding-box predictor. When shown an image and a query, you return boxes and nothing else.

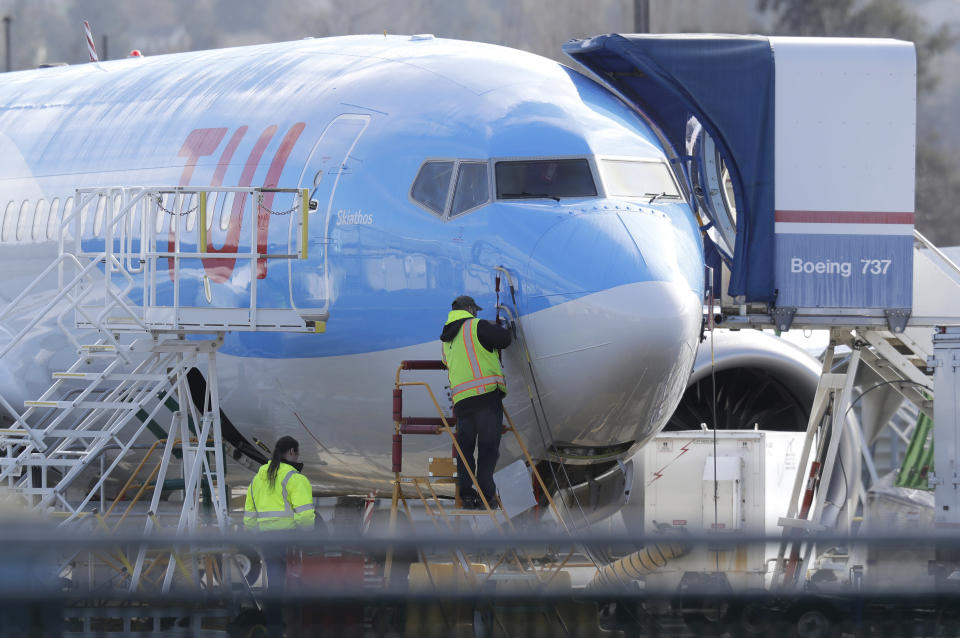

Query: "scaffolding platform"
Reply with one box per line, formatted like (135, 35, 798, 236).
(0, 185, 314, 596)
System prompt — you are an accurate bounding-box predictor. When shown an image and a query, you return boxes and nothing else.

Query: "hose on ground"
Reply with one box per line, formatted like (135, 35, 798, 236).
(587, 537, 689, 591)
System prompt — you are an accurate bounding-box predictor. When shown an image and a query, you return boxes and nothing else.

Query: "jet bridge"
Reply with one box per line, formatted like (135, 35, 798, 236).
(564, 34, 916, 331)
(566, 34, 960, 591)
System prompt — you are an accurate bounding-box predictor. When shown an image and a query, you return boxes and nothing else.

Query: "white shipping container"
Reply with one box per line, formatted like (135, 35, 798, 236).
(641, 430, 807, 590)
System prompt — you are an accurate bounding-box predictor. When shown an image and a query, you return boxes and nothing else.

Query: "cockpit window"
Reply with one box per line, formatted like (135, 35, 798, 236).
(600, 159, 681, 201)
(450, 162, 489, 217)
(411, 161, 454, 215)
(495, 159, 597, 200)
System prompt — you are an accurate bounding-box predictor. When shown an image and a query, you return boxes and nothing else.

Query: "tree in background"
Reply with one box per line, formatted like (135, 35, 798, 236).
(1, 0, 955, 240)
(758, 0, 960, 244)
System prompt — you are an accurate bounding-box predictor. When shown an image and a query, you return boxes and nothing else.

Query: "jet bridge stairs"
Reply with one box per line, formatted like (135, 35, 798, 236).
(713, 232, 960, 591)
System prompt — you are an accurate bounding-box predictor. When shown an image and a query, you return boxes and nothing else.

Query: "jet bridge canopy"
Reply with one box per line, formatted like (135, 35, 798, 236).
(565, 34, 916, 315)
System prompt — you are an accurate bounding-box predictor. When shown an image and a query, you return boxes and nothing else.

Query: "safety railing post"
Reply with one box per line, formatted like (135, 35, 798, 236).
(199, 191, 207, 255)
(300, 187, 309, 259)
(249, 189, 260, 327)
(170, 192, 180, 326)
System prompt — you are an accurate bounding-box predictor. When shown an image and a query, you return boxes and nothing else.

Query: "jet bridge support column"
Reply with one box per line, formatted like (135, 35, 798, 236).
(932, 327, 960, 519)
(930, 326, 960, 587)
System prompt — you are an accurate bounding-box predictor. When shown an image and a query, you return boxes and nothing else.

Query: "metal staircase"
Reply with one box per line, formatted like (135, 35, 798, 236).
(759, 231, 960, 589)
(766, 327, 939, 588)
(1, 334, 220, 516)
(0, 186, 312, 591)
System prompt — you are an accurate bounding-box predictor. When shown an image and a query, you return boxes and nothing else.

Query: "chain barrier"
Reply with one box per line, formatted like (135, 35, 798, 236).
(154, 195, 299, 217)
(258, 202, 299, 216)
(155, 196, 197, 217)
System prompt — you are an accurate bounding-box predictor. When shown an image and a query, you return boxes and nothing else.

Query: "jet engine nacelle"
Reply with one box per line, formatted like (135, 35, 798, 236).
(559, 329, 861, 536)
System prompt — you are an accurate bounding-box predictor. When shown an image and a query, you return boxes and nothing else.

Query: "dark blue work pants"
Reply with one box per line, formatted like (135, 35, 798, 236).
(263, 546, 287, 637)
(455, 401, 503, 505)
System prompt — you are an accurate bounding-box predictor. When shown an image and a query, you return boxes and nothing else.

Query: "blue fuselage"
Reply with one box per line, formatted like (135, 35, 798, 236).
(0, 36, 704, 487)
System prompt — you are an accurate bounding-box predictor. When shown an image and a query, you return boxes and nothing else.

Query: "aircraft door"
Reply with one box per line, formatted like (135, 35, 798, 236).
(290, 114, 370, 323)
(686, 119, 737, 264)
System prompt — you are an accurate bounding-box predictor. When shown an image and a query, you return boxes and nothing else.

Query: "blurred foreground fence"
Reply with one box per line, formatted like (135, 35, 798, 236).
(4, 525, 960, 636)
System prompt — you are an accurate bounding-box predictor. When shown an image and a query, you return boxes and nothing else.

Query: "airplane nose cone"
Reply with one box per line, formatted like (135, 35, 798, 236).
(509, 209, 703, 457)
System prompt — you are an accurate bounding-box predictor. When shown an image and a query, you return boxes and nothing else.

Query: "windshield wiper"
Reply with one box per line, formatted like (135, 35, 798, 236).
(502, 192, 561, 202)
(645, 192, 681, 204)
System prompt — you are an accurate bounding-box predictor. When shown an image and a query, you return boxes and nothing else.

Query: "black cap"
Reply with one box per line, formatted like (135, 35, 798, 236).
(452, 295, 482, 312)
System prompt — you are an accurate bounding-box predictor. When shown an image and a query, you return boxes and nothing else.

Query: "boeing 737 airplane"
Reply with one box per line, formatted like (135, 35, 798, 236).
(0, 35, 706, 496)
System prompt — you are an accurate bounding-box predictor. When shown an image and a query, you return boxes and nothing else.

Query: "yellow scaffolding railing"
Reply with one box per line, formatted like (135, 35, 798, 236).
(384, 359, 570, 588)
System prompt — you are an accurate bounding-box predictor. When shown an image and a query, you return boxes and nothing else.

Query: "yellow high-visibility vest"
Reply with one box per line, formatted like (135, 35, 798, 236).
(442, 310, 507, 405)
(243, 461, 315, 531)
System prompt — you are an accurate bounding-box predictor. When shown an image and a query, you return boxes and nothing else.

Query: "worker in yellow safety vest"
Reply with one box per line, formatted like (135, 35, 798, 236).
(441, 295, 512, 509)
(244, 435, 315, 531)
(243, 436, 314, 637)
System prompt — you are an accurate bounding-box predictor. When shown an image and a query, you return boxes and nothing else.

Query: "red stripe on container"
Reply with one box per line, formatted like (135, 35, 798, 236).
(775, 210, 914, 224)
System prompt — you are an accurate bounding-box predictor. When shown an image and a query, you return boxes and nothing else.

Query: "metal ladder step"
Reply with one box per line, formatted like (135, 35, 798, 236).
(77, 338, 159, 355)
(0, 429, 113, 440)
(52, 372, 167, 382)
(78, 344, 116, 353)
(24, 400, 142, 410)
(0, 428, 36, 437)
(0, 457, 85, 468)
(777, 517, 827, 532)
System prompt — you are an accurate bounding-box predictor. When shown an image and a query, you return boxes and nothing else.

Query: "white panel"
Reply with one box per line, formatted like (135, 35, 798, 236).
(771, 37, 916, 214)
(493, 459, 537, 518)
(702, 456, 742, 530)
(702, 455, 742, 482)
(912, 245, 960, 321)
(774, 222, 914, 235)
(763, 432, 807, 536)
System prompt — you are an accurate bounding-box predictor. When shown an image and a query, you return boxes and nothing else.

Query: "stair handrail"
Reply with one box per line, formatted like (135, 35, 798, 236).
(387, 360, 573, 591)
(64, 186, 311, 332)
(66, 188, 153, 331)
(0, 345, 162, 484)
(38, 349, 195, 517)
(0, 254, 117, 444)
(915, 228, 960, 282)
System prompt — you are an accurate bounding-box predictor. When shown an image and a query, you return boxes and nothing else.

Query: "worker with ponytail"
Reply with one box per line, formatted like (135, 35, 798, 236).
(244, 436, 315, 531)
(243, 436, 315, 636)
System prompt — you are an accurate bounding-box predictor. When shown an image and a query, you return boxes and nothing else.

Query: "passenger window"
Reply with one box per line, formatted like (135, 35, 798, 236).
(46, 198, 61, 240)
(93, 195, 106, 236)
(60, 198, 75, 239)
(112, 193, 123, 235)
(450, 163, 489, 217)
(78, 197, 92, 235)
(411, 161, 454, 215)
(1, 201, 13, 242)
(495, 159, 597, 200)
(219, 193, 236, 231)
(16, 200, 30, 241)
(155, 194, 171, 233)
(33, 199, 47, 240)
(183, 193, 197, 232)
(206, 193, 216, 229)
